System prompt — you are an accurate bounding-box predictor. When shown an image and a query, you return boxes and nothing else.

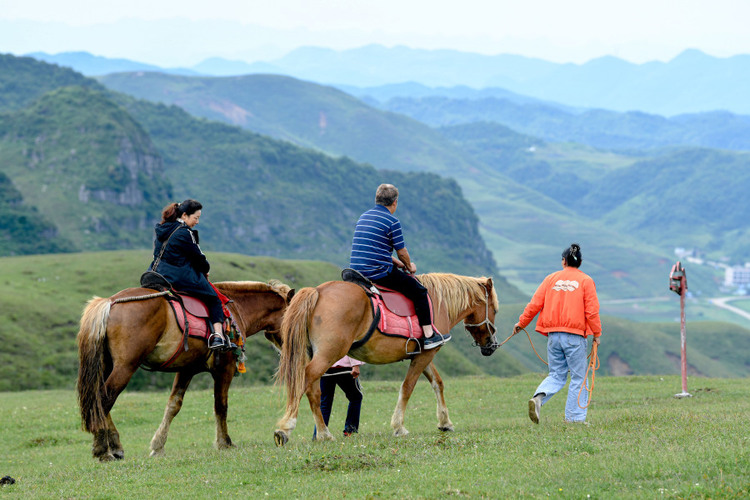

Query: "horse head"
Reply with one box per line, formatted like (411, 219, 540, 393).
(463, 277, 499, 357)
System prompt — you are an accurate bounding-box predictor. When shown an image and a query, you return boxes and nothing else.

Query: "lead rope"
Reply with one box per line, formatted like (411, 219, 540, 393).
(497, 327, 548, 366)
(578, 340, 599, 409)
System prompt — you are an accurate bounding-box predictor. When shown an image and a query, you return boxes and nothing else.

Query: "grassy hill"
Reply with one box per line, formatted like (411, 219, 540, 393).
(0, 251, 526, 392)
(441, 123, 750, 266)
(2, 251, 748, 393)
(98, 72, 481, 177)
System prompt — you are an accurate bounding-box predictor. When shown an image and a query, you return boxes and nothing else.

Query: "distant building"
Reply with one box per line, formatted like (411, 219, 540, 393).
(724, 265, 750, 287)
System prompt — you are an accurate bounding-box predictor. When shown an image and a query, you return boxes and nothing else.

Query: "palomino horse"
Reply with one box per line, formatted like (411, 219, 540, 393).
(77, 280, 294, 461)
(274, 273, 498, 445)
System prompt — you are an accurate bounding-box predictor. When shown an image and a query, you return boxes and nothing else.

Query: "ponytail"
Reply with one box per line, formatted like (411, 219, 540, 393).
(562, 243, 582, 268)
(160, 202, 181, 223)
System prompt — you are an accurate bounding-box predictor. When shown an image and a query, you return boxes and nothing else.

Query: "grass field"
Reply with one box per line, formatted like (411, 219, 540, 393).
(1, 375, 747, 498)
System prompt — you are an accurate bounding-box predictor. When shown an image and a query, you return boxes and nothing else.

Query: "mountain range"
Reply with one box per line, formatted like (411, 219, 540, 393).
(97, 69, 749, 301)
(27, 46, 750, 116)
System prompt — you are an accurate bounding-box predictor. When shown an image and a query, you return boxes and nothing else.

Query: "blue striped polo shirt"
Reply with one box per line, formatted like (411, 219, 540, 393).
(349, 205, 406, 279)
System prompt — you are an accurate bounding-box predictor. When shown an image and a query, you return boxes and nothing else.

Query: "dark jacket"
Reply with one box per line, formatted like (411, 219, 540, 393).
(148, 221, 215, 296)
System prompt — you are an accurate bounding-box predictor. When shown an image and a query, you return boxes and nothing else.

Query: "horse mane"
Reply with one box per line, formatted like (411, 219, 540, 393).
(215, 280, 291, 300)
(417, 273, 497, 321)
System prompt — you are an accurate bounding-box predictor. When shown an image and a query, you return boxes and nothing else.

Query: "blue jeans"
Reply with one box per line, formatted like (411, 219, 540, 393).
(534, 332, 589, 422)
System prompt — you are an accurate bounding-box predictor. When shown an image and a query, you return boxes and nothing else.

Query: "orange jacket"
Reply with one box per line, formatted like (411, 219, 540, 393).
(517, 266, 602, 338)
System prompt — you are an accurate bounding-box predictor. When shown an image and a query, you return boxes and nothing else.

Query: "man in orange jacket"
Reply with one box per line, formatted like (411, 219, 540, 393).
(514, 243, 602, 424)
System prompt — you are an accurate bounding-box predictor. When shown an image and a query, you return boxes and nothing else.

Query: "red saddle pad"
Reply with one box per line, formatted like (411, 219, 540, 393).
(372, 286, 435, 339)
(168, 293, 211, 339)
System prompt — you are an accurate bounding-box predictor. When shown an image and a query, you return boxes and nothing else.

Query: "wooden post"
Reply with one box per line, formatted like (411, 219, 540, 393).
(670, 261, 691, 398)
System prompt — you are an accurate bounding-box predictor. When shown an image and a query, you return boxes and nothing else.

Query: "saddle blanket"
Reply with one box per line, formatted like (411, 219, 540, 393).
(371, 286, 436, 339)
(167, 294, 211, 340)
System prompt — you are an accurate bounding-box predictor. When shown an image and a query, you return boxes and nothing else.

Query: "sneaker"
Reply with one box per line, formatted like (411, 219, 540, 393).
(208, 333, 227, 350)
(423, 332, 451, 350)
(528, 395, 542, 424)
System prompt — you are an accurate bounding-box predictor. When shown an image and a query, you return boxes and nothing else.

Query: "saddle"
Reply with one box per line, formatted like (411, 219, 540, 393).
(342, 269, 437, 347)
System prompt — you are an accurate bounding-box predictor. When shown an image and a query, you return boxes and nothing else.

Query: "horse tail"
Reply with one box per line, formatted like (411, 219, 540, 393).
(76, 296, 112, 433)
(276, 287, 319, 415)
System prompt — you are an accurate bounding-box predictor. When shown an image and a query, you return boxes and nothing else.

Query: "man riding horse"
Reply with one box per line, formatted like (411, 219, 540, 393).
(349, 184, 450, 349)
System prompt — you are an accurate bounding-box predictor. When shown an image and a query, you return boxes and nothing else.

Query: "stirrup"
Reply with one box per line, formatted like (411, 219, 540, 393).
(208, 332, 227, 350)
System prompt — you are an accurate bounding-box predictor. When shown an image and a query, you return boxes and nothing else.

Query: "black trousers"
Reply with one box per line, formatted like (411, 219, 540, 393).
(190, 291, 225, 326)
(373, 267, 431, 326)
(313, 368, 363, 437)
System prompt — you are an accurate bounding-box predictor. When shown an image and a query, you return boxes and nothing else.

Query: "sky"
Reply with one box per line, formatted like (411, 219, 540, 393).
(1, 0, 749, 66)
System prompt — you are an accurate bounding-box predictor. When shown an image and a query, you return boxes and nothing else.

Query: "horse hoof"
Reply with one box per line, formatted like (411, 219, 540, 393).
(393, 428, 410, 437)
(149, 449, 164, 458)
(274, 430, 288, 447)
(97, 453, 116, 463)
(216, 441, 235, 450)
(438, 425, 455, 432)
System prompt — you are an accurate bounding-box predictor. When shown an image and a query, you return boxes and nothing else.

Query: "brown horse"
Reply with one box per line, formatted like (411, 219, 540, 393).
(274, 273, 498, 445)
(77, 280, 294, 461)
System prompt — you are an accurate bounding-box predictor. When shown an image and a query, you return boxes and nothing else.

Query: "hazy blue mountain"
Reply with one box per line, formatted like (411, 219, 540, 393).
(379, 96, 750, 152)
(26, 51, 200, 76)
(335, 82, 581, 113)
(245, 45, 750, 116)
(192, 57, 281, 76)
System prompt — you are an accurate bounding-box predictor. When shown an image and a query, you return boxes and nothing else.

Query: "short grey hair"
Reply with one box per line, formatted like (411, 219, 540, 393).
(375, 184, 399, 206)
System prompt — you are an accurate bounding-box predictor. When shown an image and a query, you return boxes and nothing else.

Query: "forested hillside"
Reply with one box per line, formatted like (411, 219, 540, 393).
(0, 171, 75, 255)
(0, 54, 513, 294)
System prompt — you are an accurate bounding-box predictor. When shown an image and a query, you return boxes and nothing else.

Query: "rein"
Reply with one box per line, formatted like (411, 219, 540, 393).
(497, 327, 549, 366)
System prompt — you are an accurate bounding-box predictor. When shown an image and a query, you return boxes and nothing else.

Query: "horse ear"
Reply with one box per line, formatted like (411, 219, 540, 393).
(486, 277, 494, 290)
(286, 289, 296, 303)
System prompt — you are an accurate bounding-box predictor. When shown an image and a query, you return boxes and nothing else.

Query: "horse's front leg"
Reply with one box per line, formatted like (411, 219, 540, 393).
(391, 353, 436, 437)
(212, 354, 237, 449)
(422, 362, 454, 432)
(149, 370, 195, 457)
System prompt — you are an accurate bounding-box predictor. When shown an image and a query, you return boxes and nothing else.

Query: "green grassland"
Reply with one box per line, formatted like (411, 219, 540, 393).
(3, 250, 749, 394)
(0, 376, 747, 498)
(0, 250, 528, 392)
(0, 250, 340, 391)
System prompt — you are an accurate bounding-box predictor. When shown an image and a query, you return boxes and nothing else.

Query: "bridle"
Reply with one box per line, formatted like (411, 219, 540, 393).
(463, 286, 498, 349)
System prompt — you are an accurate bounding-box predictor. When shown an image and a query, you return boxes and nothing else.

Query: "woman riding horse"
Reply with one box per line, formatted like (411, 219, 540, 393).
(77, 280, 294, 461)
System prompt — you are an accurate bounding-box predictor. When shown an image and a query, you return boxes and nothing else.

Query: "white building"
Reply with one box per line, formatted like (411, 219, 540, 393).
(724, 266, 750, 287)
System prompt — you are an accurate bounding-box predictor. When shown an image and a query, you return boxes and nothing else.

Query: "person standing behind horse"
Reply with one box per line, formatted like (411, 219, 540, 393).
(513, 243, 602, 424)
(350, 183, 449, 349)
(148, 200, 228, 350)
(313, 356, 365, 439)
